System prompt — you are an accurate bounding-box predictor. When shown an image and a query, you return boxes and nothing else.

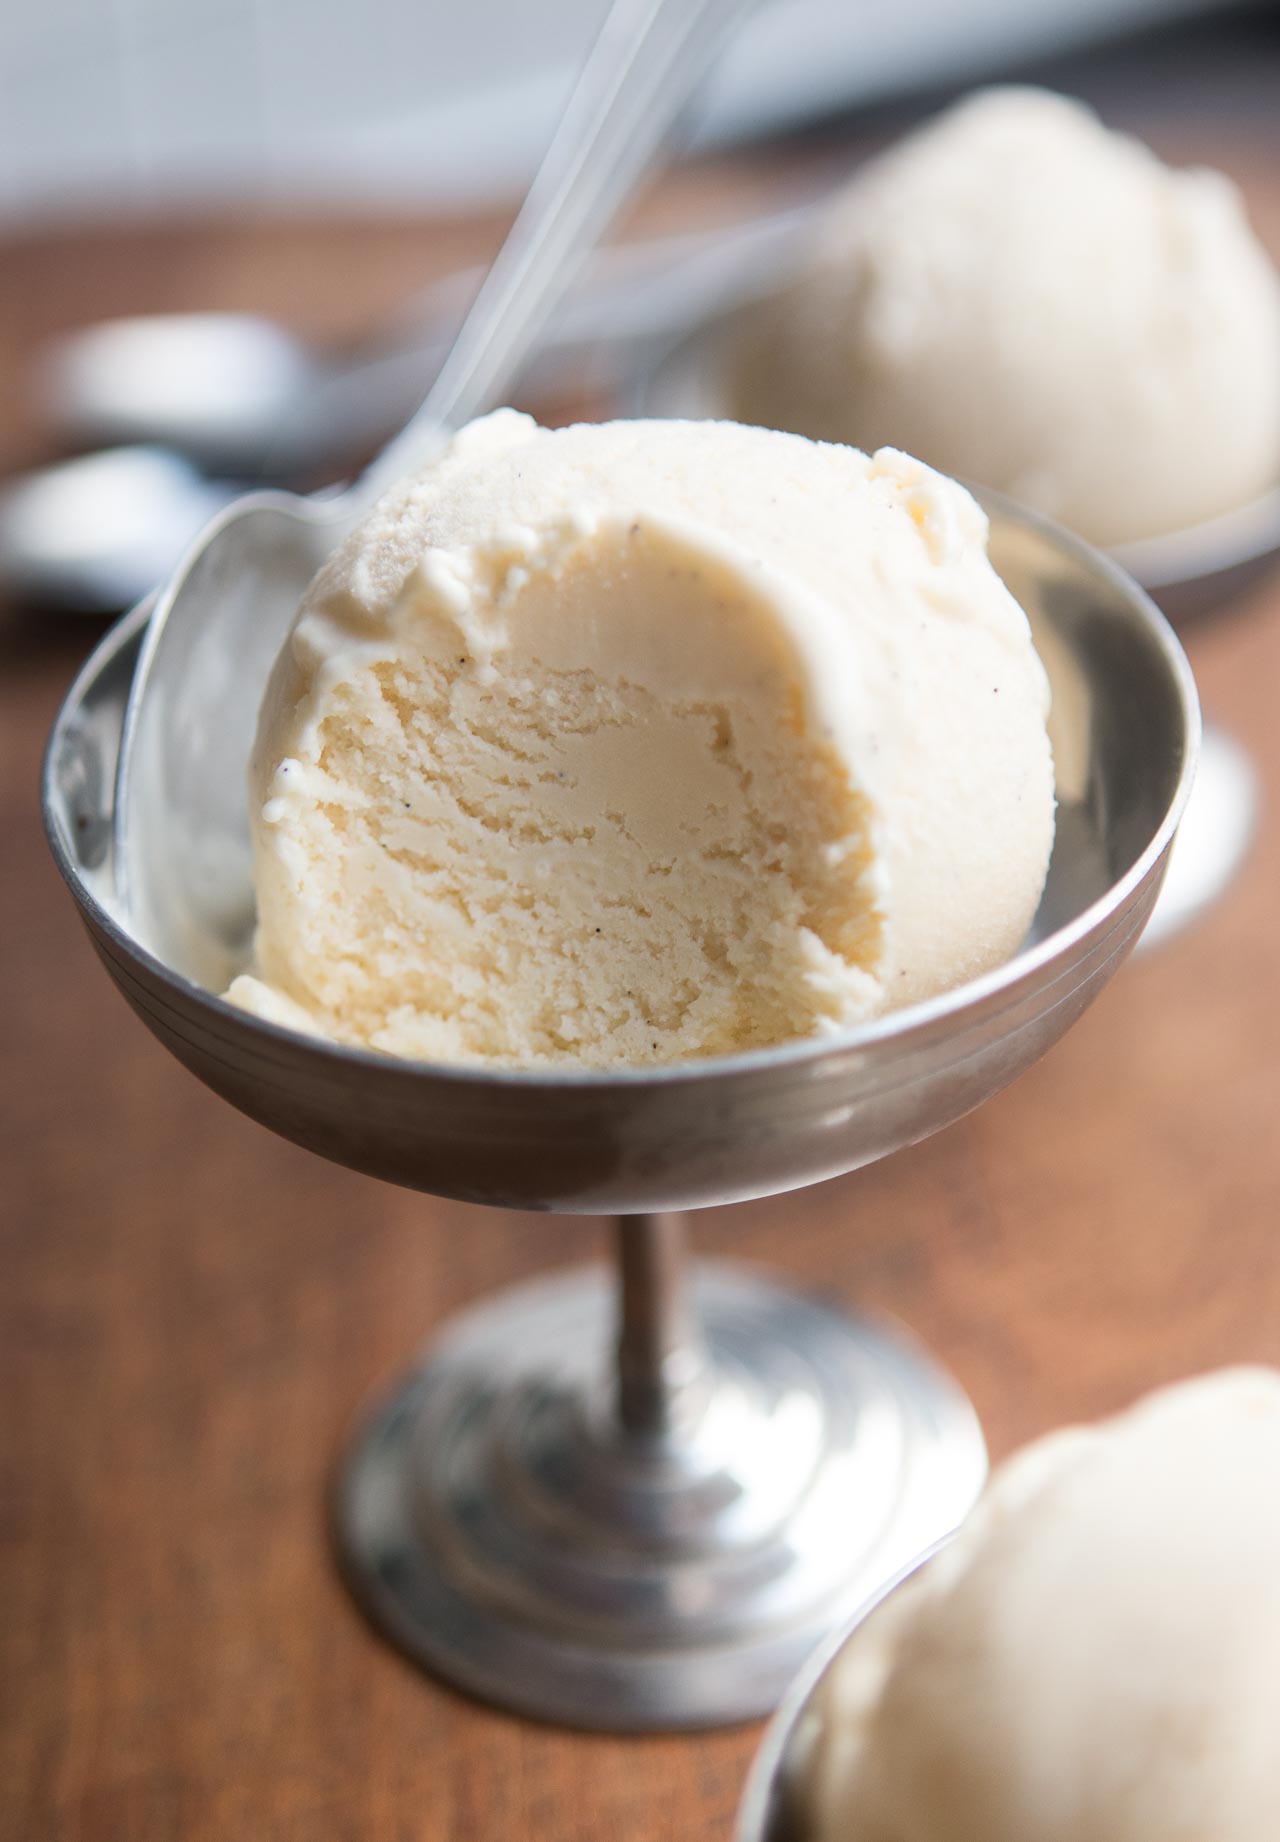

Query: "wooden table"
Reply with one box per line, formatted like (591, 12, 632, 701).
(4, 118, 1280, 1842)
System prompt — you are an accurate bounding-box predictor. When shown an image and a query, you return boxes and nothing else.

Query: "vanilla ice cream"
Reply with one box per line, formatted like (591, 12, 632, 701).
(227, 412, 1054, 1067)
(807, 1369, 1280, 1842)
(735, 88, 1280, 547)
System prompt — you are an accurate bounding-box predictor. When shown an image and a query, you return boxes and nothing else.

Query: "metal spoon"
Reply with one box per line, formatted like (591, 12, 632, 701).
(115, 0, 764, 929)
(2, 204, 810, 615)
(0, 447, 242, 613)
(35, 207, 814, 477)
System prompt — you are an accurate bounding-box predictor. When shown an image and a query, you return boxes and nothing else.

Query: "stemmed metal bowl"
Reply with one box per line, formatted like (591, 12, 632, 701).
(43, 490, 1197, 1729)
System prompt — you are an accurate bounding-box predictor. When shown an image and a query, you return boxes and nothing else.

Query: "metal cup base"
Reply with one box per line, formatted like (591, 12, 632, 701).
(334, 1260, 986, 1731)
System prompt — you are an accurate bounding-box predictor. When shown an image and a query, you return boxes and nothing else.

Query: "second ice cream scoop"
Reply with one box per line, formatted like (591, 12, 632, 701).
(733, 88, 1280, 550)
(804, 1370, 1280, 1842)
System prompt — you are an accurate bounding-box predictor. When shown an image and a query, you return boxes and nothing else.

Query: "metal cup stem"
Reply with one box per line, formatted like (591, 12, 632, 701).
(614, 1212, 708, 1440)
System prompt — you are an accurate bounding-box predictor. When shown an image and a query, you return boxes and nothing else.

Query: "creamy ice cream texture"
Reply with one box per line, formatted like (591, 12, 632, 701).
(227, 412, 1054, 1067)
(735, 87, 1280, 548)
(807, 1368, 1280, 1842)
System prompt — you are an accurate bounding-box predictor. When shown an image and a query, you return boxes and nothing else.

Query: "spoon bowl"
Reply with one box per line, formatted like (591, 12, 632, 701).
(37, 313, 316, 472)
(0, 446, 241, 613)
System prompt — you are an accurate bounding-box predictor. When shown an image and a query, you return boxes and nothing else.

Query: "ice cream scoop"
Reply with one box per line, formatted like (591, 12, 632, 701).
(227, 412, 1054, 1066)
(733, 88, 1280, 549)
(804, 1369, 1280, 1842)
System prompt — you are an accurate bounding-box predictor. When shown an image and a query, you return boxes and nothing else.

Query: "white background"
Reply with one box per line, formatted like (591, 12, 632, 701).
(0, 0, 1219, 224)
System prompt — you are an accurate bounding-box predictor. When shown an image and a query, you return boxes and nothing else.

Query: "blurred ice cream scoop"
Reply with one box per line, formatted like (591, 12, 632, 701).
(734, 88, 1280, 548)
(808, 1368, 1280, 1842)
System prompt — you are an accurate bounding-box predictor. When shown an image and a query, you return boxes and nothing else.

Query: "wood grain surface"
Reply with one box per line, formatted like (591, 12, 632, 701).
(4, 119, 1280, 1842)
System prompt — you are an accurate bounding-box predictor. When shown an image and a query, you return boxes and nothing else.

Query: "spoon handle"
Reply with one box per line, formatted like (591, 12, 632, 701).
(362, 0, 760, 494)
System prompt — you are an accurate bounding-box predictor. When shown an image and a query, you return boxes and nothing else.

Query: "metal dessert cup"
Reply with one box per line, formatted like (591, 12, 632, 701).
(43, 492, 1197, 1731)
